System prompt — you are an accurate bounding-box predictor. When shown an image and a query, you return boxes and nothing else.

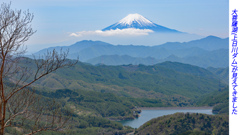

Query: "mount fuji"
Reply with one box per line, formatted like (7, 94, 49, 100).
(102, 13, 182, 33)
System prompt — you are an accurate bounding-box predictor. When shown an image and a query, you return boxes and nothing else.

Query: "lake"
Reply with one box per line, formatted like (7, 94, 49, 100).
(119, 107, 213, 128)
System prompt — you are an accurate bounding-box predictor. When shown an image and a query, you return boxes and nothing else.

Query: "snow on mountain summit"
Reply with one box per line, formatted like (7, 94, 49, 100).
(118, 13, 154, 26)
(102, 13, 181, 33)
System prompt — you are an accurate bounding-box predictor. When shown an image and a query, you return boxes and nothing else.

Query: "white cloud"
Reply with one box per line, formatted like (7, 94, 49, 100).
(69, 28, 154, 37)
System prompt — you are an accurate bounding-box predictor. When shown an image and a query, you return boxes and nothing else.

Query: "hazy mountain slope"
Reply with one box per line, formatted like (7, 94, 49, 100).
(178, 49, 228, 68)
(207, 67, 229, 84)
(87, 55, 160, 65)
(155, 36, 228, 51)
(183, 36, 228, 51)
(34, 40, 113, 61)
(87, 48, 228, 68)
(32, 36, 228, 68)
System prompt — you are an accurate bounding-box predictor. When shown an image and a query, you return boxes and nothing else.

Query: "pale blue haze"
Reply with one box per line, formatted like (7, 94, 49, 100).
(1, 0, 229, 53)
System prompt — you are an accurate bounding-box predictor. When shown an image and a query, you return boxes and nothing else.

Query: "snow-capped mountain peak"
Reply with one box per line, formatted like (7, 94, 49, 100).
(102, 13, 181, 33)
(118, 13, 154, 26)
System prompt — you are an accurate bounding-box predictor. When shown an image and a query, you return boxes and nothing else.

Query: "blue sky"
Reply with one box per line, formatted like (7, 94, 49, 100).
(2, 0, 229, 52)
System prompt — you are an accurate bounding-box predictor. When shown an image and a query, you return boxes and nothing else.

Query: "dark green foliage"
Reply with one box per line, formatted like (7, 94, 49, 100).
(212, 103, 229, 114)
(87, 55, 160, 66)
(178, 130, 210, 135)
(136, 113, 228, 135)
(3, 87, 135, 135)
(40, 89, 181, 118)
(196, 87, 228, 114)
(40, 89, 135, 118)
(157, 62, 215, 78)
(40, 89, 79, 98)
(196, 87, 228, 106)
(5, 99, 133, 135)
(195, 67, 228, 115)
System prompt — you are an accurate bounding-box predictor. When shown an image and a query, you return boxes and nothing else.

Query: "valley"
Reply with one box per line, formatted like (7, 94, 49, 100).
(9, 35, 229, 134)
(6, 55, 228, 134)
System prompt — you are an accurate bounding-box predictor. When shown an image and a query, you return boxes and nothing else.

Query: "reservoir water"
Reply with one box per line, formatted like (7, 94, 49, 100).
(119, 108, 213, 128)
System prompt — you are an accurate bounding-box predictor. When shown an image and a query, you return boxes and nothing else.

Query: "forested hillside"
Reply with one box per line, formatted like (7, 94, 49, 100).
(135, 113, 228, 135)
(20, 58, 226, 100)
(196, 87, 229, 114)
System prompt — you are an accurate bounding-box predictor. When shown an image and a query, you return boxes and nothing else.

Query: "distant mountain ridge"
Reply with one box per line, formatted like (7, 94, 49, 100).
(32, 36, 228, 68)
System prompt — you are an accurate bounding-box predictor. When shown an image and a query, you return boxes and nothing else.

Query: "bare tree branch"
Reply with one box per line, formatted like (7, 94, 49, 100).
(0, 2, 77, 135)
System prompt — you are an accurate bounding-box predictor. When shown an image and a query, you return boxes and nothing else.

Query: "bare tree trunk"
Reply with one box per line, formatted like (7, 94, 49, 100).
(0, 45, 6, 135)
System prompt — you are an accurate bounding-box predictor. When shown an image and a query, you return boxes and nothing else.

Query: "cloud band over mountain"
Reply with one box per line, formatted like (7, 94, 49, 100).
(70, 13, 183, 39)
(69, 28, 154, 37)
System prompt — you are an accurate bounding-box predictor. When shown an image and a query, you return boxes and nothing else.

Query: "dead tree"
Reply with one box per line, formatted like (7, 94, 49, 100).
(0, 2, 77, 135)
